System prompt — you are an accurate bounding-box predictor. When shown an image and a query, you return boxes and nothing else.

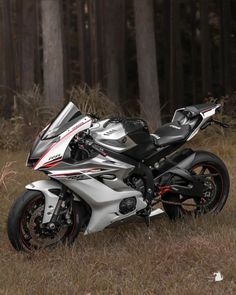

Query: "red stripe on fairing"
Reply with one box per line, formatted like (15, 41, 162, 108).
(45, 157, 62, 164)
(33, 118, 91, 169)
(42, 157, 62, 168)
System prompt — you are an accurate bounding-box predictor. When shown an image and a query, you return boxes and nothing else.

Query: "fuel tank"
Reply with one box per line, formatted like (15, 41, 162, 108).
(90, 118, 156, 159)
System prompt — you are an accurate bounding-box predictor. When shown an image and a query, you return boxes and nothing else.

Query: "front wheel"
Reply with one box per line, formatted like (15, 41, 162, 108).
(7, 190, 80, 251)
(162, 151, 230, 220)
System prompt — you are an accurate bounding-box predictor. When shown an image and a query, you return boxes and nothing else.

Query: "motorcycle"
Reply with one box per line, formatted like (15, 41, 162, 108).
(7, 102, 230, 251)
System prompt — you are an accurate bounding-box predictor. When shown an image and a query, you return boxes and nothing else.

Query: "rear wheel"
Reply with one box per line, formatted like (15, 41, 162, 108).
(7, 190, 80, 251)
(162, 151, 230, 220)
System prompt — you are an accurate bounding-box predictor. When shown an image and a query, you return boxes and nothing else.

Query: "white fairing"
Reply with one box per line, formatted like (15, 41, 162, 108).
(34, 116, 92, 170)
(25, 177, 148, 233)
(187, 105, 220, 140)
(60, 178, 147, 234)
(48, 155, 148, 233)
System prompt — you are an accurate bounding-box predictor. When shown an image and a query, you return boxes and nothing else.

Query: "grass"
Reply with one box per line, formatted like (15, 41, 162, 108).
(0, 130, 236, 295)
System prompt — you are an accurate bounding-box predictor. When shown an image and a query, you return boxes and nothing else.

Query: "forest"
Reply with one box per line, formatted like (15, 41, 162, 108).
(1, 0, 236, 131)
(0, 1, 236, 294)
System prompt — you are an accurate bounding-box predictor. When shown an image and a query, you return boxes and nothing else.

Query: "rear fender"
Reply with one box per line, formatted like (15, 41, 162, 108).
(25, 180, 61, 224)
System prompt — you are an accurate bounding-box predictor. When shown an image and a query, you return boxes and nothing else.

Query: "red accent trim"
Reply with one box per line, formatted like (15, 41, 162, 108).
(44, 157, 62, 165)
(33, 119, 91, 169)
(159, 185, 171, 195)
(46, 156, 62, 163)
(42, 158, 62, 168)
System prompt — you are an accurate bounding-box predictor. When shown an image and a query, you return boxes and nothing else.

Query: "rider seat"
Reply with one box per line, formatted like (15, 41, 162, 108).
(151, 121, 191, 147)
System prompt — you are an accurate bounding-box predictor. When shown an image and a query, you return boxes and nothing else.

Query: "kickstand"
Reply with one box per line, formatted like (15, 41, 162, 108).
(144, 204, 151, 227)
(145, 214, 150, 227)
(144, 216, 152, 240)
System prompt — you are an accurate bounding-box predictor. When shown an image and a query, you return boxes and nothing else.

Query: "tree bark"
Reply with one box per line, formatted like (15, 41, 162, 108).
(41, 0, 64, 107)
(163, 0, 171, 110)
(200, 0, 212, 98)
(191, 0, 197, 103)
(170, 0, 183, 113)
(20, 0, 37, 92)
(134, 0, 161, 129)
(103, 0, 126, 105)
(220, 0, 232, 95)
(77, 0, 92, 86)
(0, 0, 16, 118)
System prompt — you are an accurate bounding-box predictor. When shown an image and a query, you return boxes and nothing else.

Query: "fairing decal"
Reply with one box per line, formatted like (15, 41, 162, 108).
(34, 117, 92, 170)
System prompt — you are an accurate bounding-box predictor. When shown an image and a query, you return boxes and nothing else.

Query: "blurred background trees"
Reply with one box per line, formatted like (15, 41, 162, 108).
(0, 0, 236, 125)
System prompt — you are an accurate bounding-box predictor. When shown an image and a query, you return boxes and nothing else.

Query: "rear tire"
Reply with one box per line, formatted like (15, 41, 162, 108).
(162, 151, 230, 220)
(7, 190, 81, 251)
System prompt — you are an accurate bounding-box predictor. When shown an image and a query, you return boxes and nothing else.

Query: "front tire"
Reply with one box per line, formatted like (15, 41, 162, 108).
(162, 151, 230, 220)
(7, 190, 80, 251)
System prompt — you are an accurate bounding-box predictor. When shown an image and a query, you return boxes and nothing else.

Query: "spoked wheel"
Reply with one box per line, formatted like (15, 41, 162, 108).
(8, 190, 80, 251)
(162, 151, 230, 220)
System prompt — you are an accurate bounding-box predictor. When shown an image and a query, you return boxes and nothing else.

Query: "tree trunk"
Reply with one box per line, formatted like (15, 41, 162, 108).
(20, 0, 37, 92)
(94, 0, 106, 89)
(88, 0, 99, 86)
(103, 0, 126, 105)
(163, 0, 171, 111)
(41, 0, 64, 107)
(63, 0, 71, 91)
(200, 0, 212, 98)
(134, 0, 161, 129)
(191, 0, 197, 103)
(77, 0, 92, 86)
(35, 0, 42, 87)
(170, 0, 183, 113)
(220, 0, 232, 95)
(0, 0, 16, 118)
(0, 1, 5, 93)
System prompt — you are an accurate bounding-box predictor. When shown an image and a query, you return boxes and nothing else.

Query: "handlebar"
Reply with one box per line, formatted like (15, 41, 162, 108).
(82, 138, 107, 157)
(72, 130, 107, 157)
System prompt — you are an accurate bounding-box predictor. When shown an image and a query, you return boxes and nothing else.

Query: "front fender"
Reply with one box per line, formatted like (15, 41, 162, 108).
(25, 180, 61, 224)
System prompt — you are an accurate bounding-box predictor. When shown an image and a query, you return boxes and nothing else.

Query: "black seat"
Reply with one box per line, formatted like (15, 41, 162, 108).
(151, 121, 191, 147)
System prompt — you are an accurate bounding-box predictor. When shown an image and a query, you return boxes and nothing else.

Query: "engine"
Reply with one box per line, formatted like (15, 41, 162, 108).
(118, 175, 145, 215)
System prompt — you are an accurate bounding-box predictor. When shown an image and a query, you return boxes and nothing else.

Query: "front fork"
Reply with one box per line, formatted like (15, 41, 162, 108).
(25, 179, 69, 225)
(49, 186, 74, 228)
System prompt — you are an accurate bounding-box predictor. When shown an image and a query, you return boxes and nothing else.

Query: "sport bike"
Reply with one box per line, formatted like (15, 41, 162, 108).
(7, 102, 230, 251)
